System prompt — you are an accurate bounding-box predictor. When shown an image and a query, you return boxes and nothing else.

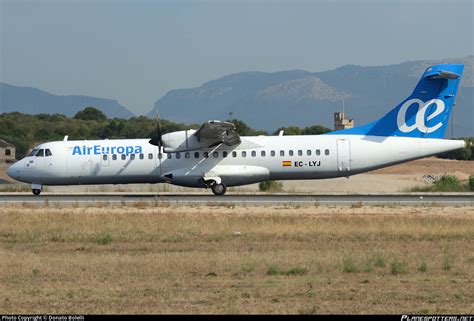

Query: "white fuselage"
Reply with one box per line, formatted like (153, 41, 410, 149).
(7, 134, 465, 189)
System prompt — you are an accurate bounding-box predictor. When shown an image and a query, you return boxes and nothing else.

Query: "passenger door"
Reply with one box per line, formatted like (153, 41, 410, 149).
(337, 139, 351, 172)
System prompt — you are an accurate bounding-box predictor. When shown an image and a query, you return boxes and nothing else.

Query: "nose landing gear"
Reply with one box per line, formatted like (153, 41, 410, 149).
(31, 183, 42, 196)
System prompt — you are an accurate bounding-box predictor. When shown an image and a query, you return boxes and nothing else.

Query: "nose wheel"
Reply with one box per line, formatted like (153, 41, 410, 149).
(211, 183, 227, 196)
(31, 183, 42, 196)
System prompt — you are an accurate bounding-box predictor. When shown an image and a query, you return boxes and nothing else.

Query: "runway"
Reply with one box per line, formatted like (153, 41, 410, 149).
(0, 193, 472, 206)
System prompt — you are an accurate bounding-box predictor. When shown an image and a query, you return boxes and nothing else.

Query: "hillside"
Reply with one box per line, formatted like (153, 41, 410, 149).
(148, 56, 474, 136)
(0, 83, 134, 119)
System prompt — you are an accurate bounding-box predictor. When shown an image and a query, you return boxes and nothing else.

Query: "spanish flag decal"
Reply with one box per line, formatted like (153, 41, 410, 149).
(282, 160, 292, 167)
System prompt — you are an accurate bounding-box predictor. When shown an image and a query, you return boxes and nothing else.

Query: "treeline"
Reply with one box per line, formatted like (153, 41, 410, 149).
(0, 107, 331, 159)
(438, 137, 474, 161)
(1, 107, 472, 160)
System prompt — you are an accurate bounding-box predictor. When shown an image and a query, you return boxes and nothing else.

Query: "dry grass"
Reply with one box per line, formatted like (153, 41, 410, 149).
(0, 204, 473, 314)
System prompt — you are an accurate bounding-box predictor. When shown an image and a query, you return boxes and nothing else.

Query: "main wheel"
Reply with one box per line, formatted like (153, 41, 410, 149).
(211, 183, 227, 196)
(32, 189, 41, 196)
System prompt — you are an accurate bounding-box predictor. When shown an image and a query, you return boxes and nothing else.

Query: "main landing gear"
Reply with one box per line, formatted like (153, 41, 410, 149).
(201, 176, 227, 196)
(211, 183, 227, 196)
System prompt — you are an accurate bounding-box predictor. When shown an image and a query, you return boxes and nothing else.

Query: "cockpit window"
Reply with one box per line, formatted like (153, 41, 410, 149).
(28, 149, 38, 157)
(36, 149, 44, 157)
(45, 149, 52, 157)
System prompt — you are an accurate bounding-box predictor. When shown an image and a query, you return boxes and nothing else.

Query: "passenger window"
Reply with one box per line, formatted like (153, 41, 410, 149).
(112, 154, 117, 160)
(242, 151, 247, 157)
(223, 151, 228, 158)
(130, 154, 135, 160)
(261, 151, 266, 157)
(307, 150, 311, 156)
(325, 149, 330, 155)
(139, 153, 144, 160)
(176, 152, 181, 159)
(280, 150, 285, 157)
(271, 150, 275, 157)
(204, 152, 209, 158)
(232, 151, 237, 157)
(121, 154, 126, 160)
(316, 150, 321, 156)
(36, 149, 44, 157)
(185, 152, 190, 159)
(251, 151, 256, 157)
(148, 153, 153, 159)
(213, 151, 218, 158)
(45, 149, 52, 157)
(289, 150, 294, 156)
(103, 155, 108, 161)
(298, 150, 303, 156)
(194, 152, 200, 158)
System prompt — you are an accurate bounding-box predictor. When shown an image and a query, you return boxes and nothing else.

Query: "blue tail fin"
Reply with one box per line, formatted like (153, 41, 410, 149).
(329, 64, 464, 139)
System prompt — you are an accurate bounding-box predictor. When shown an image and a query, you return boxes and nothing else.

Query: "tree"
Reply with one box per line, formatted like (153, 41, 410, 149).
(273, 124, 331, 136)
(74, 107, 107, 121)
(437, 138, 474, 160)
(301, 125, 331, 135)
(273, 126, 302, 136)
(227, 119, 267, 136)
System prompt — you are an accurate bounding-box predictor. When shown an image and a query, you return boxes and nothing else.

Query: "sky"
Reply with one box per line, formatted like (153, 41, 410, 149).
(1, 0, 473, 115)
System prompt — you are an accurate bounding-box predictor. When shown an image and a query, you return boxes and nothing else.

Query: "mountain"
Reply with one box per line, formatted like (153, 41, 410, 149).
(0, 83, 135, 119)
(148, 56, 474, 137)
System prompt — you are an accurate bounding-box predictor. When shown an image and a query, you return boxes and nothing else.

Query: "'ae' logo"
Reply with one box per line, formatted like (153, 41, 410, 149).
(397, 99, 445, 133)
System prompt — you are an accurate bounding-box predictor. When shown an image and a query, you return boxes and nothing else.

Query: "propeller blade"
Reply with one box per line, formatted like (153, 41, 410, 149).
(149, 109, 163, 148)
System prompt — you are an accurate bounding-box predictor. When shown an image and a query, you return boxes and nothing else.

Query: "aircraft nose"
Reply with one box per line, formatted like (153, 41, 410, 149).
(7, 162, 20, 179)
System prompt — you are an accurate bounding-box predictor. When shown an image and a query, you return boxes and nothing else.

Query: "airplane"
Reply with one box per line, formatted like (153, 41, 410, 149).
(7, 63, 466, 196)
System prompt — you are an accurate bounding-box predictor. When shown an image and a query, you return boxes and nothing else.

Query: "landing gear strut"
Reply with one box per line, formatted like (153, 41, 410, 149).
(211, 183, 227, 196)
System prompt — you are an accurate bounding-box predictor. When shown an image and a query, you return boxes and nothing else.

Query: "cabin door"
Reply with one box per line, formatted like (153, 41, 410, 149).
(337, 139, 351, 172)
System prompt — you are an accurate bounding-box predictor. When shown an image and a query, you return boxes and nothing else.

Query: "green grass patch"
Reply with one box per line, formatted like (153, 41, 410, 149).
(373, 254, 386, 268)
(418, 262, 428, 273)
(342, 257, 359, 273)
(93, 232, 113, 245)
(266, 265, 309, 276)
(390, 257, 408, 275)
(286, 266, 309, 276)
(410, 175, 470, 192)
(266, 265, 282, 276)
(258, 180, 283, 192)
(442, 255, 454, 272)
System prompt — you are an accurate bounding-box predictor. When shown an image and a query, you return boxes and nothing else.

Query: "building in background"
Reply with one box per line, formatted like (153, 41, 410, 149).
(0, 139, 16, 163)
(334, 112, 354, 131)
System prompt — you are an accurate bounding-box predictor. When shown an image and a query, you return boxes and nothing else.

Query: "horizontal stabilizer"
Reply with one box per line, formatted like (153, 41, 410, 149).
(425, 69, 460, 80)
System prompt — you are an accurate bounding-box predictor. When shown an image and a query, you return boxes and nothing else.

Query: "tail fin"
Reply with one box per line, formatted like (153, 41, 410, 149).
(330, 64, 464, 139)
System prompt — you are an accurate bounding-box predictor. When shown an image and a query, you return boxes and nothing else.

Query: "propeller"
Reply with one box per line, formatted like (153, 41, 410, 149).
(149, 109, 163, 156)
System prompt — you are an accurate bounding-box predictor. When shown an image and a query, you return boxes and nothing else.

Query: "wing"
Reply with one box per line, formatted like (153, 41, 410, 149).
(194, 120, 241, 147)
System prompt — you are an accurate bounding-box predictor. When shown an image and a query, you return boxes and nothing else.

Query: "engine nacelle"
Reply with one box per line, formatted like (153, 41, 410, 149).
(161, 130, 209, 153)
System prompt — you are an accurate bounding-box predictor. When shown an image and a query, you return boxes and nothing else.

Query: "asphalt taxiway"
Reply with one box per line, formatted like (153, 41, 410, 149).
(0, 193, 472, 206)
